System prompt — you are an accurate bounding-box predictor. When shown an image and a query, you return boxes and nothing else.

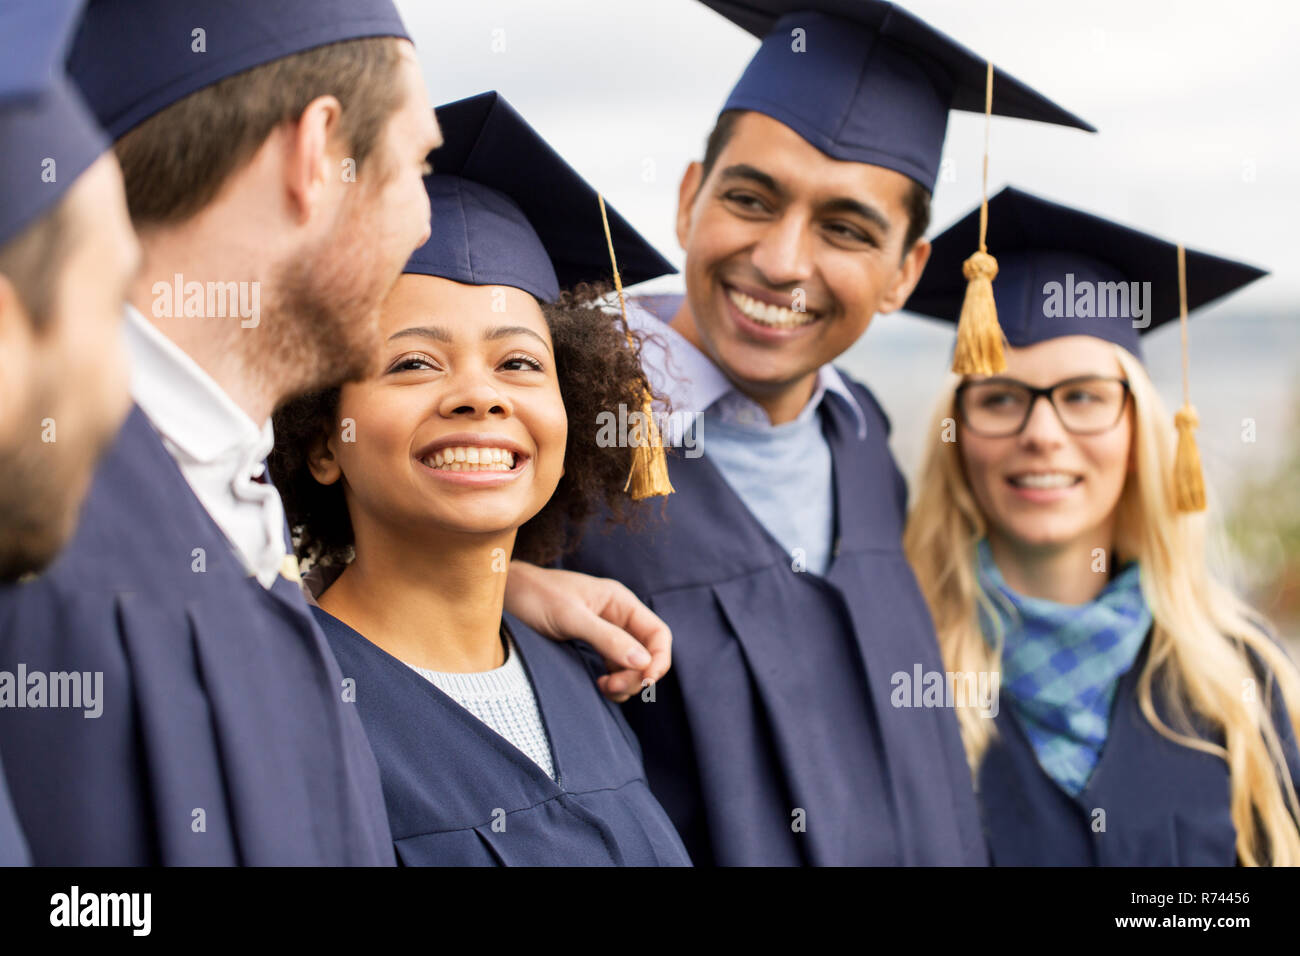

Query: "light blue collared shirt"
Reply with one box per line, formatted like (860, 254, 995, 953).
(628, 295, 868, 575)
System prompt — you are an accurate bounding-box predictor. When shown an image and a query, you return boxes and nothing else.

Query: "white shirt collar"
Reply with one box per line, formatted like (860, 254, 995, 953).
(124, 304, 271, 465)
(123, 305, 286, 587)
(627, 298, 869, 439)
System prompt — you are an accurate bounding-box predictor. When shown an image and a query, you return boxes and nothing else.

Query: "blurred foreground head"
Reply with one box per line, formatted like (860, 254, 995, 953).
(0, 0, 138, 579)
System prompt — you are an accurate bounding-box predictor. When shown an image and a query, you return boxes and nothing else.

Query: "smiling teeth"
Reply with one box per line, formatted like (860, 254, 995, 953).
(1010, 472, 1079, 489)
(728, 289, 816, 328)
(422, 446, 516, 471)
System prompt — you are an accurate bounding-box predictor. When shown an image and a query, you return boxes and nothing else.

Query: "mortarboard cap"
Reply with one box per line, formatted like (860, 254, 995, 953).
(0, 0, 108, 247)
(701, 0, 1095, 192)
(903, 186, 1268, 362)
(908, 186, 1267, 513)
(407, 92, 677, 499)
(404, 92, 676, 303)
(67, 0, 411, 140)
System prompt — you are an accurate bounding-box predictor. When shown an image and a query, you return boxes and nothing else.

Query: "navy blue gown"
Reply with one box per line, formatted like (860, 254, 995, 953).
(0, 596, 27, 865)
(564, 377, 987, 866)
(0, 406, 393, 865)
(977, 634, 1300, 868)
(315, 607, 692, 866)
(0, 752, 28, 865)
(978, 639, 1300, 865)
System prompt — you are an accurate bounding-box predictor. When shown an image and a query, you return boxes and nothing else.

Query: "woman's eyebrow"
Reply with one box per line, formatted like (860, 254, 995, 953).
(485, 325, 552, 355)
(387, 323, 552, 355)
(389, 325, 452, 343)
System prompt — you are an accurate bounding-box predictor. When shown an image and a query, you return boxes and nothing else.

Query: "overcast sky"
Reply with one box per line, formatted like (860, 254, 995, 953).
(398, 0, 1300, 311)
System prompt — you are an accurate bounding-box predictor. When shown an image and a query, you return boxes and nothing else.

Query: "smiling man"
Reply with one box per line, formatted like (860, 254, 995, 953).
(670, 108, 933, 428)
(563, 1, 1094, 864)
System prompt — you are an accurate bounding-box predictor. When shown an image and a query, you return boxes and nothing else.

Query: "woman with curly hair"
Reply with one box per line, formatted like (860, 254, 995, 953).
(270, 93, 690, 865)
(903, 187, 1300, 865)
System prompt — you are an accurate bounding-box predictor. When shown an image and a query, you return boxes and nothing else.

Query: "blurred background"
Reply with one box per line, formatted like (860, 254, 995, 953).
(399, 0, 1300, 647)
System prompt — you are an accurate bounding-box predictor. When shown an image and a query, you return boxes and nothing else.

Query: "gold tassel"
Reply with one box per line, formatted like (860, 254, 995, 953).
(1172, 243, 1206, 512)
(1174, 406, 1205, 512)
(951, 61, 1007, 376)
(597, 193, 674, 500)
(954, 250, 1002, 374)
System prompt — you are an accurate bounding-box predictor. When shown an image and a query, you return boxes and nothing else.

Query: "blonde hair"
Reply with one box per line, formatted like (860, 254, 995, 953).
(903, 344, 1300, 865)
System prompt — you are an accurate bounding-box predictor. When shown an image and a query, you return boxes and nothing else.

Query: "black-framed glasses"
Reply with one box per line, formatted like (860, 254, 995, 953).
(955, 375, 1131, 437)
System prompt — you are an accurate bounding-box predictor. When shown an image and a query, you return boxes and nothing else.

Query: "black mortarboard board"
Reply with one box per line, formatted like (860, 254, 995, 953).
(404, 92, 676, 303)
(904, 186, 1268, 362)
(700, 0, 1094, 191)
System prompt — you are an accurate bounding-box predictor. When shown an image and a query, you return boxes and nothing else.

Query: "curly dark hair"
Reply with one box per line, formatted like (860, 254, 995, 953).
(269, 283, 663, 570)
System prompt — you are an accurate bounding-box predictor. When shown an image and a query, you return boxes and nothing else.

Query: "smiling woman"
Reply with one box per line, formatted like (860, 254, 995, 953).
(268, 91, 689, 867)
(903, 188, 1300, 867)
(271, 280, 653, 571)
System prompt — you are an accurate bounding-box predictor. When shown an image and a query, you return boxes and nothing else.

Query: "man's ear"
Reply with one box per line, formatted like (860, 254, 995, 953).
(876, 237, 932, 315)
(284, 95, 344, 226)
(308, 429, 344, 486)
(675, 162, 704, 253)
(0, 274, 37, 437)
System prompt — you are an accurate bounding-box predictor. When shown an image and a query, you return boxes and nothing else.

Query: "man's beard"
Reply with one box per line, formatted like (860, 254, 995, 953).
(0, 446, 75, 580)
(262, 199, 404, 407)
(0, 383, 109, 581)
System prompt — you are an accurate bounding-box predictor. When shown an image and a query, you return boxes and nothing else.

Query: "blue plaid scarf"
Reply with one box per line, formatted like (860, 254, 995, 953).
(976, 539, 1152, 796)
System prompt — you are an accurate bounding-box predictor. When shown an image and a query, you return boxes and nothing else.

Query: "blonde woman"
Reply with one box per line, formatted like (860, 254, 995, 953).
(902, 187, 1300, 865)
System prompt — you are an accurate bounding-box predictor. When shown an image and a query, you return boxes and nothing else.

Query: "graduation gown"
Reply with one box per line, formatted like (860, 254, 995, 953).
(978, 638, 1300, 865)
(0, 601, 27, 864)
(0, 406, 393, 865)
(563, 378, 987, 866)
(0, 752, 29, 865)
(316, 607, 692, 866)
